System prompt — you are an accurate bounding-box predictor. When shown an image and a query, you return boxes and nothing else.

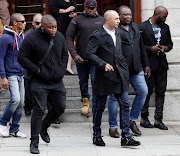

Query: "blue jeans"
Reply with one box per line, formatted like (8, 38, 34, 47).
(93, 92, 131, 138)
(108, 71, 148, 128)
(0, 75, 24, 133)
(76, 62, 96, 110)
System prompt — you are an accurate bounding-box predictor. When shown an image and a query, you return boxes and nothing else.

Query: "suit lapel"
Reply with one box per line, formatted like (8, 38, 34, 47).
(146, 20, 157, 43)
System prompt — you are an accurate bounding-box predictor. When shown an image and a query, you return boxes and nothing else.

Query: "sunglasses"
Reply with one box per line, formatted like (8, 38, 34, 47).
(87, 7, 96, 10)
(35, 21, 41, 25)
(16, 20, 26, 23)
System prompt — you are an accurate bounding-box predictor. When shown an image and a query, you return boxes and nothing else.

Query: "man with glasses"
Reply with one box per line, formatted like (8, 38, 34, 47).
(66, 0, 104, 115)
(24, 13, 42, 117)
(107, 5, 150, 137)
(0, 13, 27, 138)
(25, 13, 42, 36)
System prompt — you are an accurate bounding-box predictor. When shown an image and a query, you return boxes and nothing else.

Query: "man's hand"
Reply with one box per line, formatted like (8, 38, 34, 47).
(158, 45, 168, 55)
(105, 64, 114, 71)
(1, 77, 9, 89)
(151, 44, 162, 54)
(74, 55, 84, 64)
(144, 66, 151, 78)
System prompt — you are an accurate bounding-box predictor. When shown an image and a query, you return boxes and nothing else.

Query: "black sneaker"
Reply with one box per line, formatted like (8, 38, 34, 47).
(121, 136, 141, 146)
(93, 135, 105, 146)
(30, 142, 40, 154)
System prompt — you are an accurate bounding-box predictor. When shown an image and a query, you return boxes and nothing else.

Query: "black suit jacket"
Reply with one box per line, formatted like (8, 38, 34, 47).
(118, 22, 149, 73)
(138, 19, 173, 71)
(86, 27, 129, 96)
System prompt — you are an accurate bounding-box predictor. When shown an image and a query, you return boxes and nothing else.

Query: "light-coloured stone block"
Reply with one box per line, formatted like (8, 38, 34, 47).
(166, 37, 180, 63)
(164, 92, 180, 120)
(141, 10, 154, 22)
(156, 0, 180, 9)
(141, 0, 156, 10)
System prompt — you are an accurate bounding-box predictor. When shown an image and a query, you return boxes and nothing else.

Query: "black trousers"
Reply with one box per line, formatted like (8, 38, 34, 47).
(30, 79, 66, 143)
(141, 66, 167, 120)
(24, 71, 33, 111)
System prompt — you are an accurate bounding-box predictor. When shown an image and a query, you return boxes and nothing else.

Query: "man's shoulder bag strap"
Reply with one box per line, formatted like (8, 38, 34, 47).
(38, 39, 54, 66)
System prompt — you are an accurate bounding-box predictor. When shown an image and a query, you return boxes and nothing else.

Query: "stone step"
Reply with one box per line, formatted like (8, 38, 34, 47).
(0, 94, 156, 111)
(0, 107, 155, 123)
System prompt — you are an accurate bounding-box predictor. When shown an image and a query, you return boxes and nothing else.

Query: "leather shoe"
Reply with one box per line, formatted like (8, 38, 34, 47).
(30, 142, 40, 154)
(40, 128, 50, 143)
(121, 136, 141, 146)
(109, 128, 119, 138)
(154, 119, 168, 130)
(93, 135, 105, 146)
(130, 120, 142, 135)
(140, 117, 153, 128)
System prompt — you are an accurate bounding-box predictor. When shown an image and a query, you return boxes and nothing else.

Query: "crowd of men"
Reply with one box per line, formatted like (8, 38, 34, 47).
(0, 0, 173, 154)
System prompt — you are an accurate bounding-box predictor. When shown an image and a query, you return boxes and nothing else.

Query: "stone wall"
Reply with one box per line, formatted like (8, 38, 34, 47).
(141, 0, 180, 120)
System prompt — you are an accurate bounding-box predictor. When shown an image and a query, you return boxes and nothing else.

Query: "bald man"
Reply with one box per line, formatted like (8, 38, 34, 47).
(139, 6, 173, 130)
(25, 14, 42, 36)
(86, 10, 140, 147)
(18, 15, 68, 154)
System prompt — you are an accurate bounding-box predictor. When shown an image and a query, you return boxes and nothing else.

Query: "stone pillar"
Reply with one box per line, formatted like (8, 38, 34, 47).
(141, 0, 180, 120)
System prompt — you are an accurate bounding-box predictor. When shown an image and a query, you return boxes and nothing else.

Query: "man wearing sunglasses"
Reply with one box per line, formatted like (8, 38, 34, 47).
(66, 0, 104, 115)
(25, 13, 42, 36)
(0, 13, 27, 139)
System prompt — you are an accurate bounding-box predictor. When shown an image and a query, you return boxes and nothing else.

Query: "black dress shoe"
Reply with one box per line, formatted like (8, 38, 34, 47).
(25, 110, 31, 116)
(109, 128, 120, 138)
(40, 128, 50, 143)
(140, 117, 154, 128)
(93, 135, 105, 146)
(130, 120, 142, 136)
(121, 136, 141, 146)
(30, 142, 40, 154)
(154, 119, 168, 130)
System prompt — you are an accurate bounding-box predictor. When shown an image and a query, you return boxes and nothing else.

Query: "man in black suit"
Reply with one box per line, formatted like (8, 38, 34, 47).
(86, 10, 140, 147)
(107, 5, 150, 137)
(139, 6, 173, 130)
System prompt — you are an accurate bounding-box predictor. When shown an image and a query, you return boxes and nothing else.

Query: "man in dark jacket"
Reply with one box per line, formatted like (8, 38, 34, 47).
(139, 6, 173, 130)
(86, 10, 140, 147)
(107, 5, 150, 137)
(66, 0, 104, 115)
(18, 15, 68, 154)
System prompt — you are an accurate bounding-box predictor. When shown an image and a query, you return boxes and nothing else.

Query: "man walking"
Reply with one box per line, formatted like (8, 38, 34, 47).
(86, 10, 140, 147)
(0, 13, 27, 138)
(139, 6, 173, 130)
(66, 0, 104, 114)
(18, 15, 68, 154)
(107, 5, 150, 137)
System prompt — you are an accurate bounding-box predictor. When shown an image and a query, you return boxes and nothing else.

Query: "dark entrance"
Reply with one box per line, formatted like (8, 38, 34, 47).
(8, 0, 141, 29)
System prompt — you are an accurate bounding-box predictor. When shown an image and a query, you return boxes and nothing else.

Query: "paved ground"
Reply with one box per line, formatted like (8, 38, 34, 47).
(0, 121, 180, 156)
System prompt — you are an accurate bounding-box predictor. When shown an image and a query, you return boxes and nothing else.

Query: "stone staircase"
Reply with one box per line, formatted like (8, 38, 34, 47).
(0, 61, 157, 123)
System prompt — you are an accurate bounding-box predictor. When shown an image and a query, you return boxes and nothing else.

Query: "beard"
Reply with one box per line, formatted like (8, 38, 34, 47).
(156, 17, 164, 27)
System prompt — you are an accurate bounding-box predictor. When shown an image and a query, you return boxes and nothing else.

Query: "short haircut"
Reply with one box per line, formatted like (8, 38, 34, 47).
(33, 13, 42, 22)
(10, 13, 24, 25)
(118, 5, 131, 14)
